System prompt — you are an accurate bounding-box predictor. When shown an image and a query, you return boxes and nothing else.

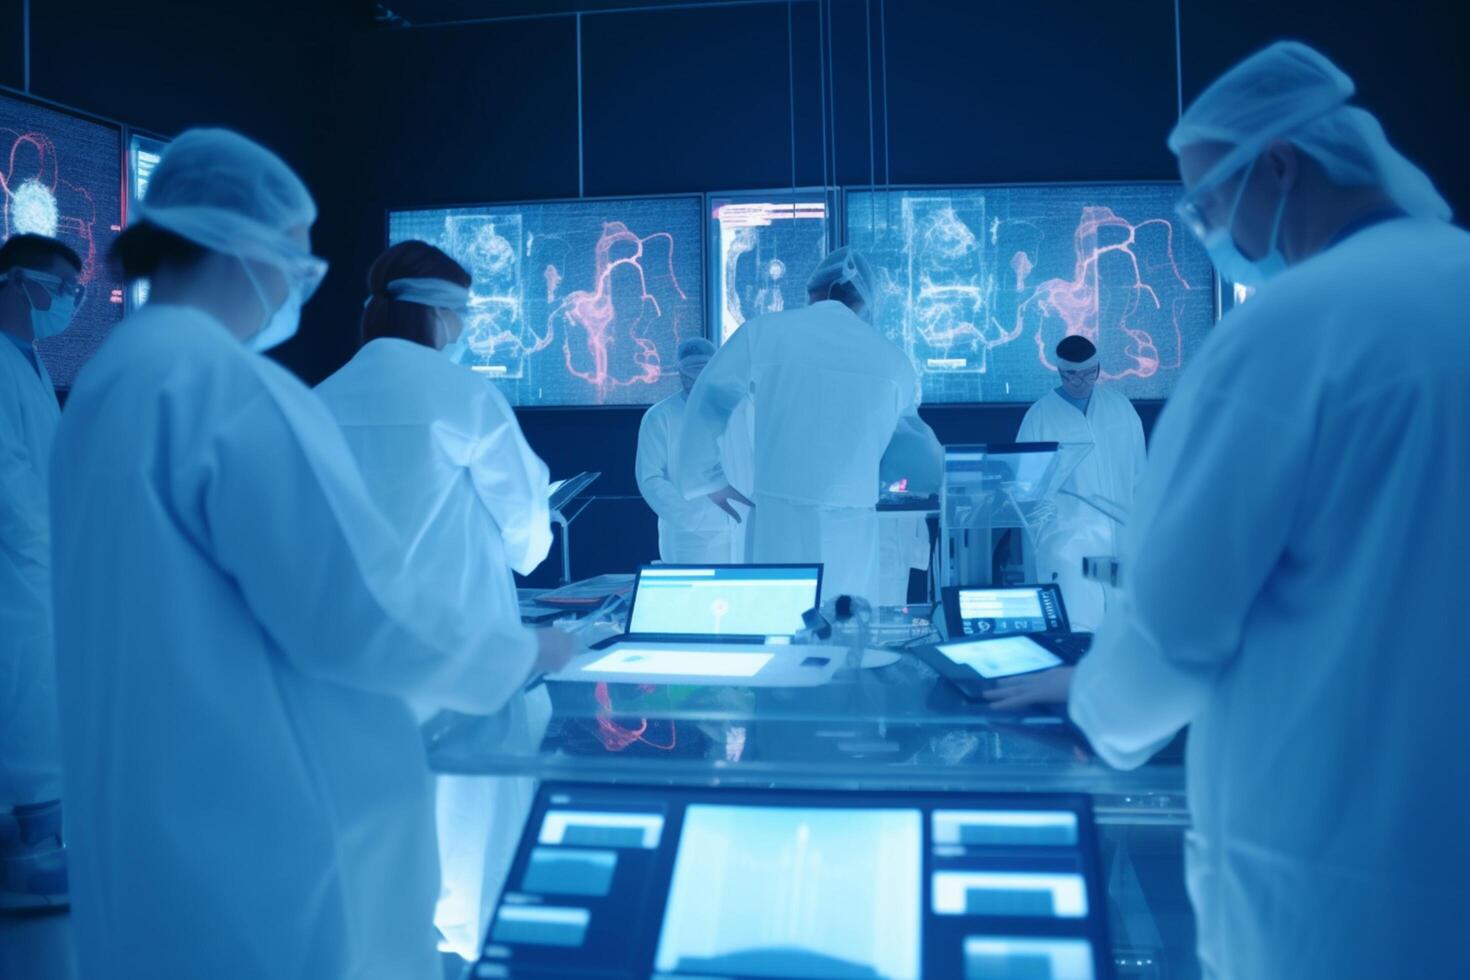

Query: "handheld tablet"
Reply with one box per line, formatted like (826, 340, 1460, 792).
(912, 634, 1074, 702)
(935, 636, 1064, 679)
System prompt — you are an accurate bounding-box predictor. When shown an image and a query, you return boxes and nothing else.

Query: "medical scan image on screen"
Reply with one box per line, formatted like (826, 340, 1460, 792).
(655, 805, 923, 979)
(2, 92, 124, 387)
(389, 197, 703, 407)
(710, 194, 829, 342)
(847, 184, 1214, 403)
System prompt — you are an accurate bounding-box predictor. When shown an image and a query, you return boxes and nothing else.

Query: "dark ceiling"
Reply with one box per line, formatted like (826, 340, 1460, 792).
(378, 0, 812, 27)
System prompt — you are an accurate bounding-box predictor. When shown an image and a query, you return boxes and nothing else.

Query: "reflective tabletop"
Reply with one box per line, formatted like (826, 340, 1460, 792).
(428, 598, 1186, 823)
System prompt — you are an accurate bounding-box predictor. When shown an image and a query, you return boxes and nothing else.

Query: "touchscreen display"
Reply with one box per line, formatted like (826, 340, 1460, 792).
(954, 587, 1063, 637)
(935, 636, 1063, 679)
(656, 805, 923, 978)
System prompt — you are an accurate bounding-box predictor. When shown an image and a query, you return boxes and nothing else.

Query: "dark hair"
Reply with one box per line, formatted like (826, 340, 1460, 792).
(826, 279, 865, 312)
(110, 221, 207, 281)
(360, 240, 471, 349)
(1056, 334, 1098, 363)
(0, 233, 82, 276)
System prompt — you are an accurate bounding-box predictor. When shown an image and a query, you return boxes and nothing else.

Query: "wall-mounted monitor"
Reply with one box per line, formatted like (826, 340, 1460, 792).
(708, 189, 832, 343)
(846, 183, 1215, 404)
(126, 131, 169, 309)
(1, 87, 124, 387)
(388, 195, 705, 408)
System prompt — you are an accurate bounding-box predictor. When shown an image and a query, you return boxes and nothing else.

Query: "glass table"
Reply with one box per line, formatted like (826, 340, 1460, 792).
(429, 597, 1200, 978)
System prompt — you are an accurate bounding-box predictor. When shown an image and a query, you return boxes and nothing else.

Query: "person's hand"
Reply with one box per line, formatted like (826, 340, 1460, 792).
(982, 666, 1075, 711)
(532, 627, 580, 677)
(707, 485, 755, 522)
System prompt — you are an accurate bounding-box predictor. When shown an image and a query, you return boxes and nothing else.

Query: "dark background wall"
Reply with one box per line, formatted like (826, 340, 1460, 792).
(4, 0, 1467, 584)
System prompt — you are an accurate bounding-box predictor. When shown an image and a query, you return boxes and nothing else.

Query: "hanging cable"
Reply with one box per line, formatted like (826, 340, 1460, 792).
(787, 0, 798, 197)
(817, 0, 830, 194)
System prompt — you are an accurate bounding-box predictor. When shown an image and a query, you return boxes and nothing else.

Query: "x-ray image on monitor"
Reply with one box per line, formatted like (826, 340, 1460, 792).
(655, 805, 922, 978)
(847, 184, 1215, 403)
(2, 90, 124, 387)
(709, 192, 830, 343)
(389, 196, 704, 407)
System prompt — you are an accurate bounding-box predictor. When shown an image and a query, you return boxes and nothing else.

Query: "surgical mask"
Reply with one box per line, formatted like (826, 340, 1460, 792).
(2, 269, 81, 340)
(240, 258, 304, 353)
(1191, 156, 1290, 289)
(30, 294, 77, 340)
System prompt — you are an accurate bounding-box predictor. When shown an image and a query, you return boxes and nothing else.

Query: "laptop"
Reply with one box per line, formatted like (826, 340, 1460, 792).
(592, 563, 823, 650)
(551, 564, 834, 688)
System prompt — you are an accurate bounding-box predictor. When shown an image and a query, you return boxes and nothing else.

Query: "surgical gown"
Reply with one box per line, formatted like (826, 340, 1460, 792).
(49, 307, 538, 979)
(1070, 218, 1470, 979)
(636, 391, 741, 564)
(315, 336, 553, 960)
(0, 339, 60, 808)
(1016, 385, 1145, 629)
(675, 301, 917, 602)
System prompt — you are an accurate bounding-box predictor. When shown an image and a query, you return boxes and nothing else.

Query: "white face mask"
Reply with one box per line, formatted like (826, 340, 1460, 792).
(240, 259, 303, 353)
(3, 270, 80, 340)
(1201, 157, 1290, 289)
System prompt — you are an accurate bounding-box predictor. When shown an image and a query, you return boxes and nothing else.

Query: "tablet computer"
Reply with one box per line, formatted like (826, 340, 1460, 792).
(940, 584, 1069, 640)
(913, 635, 1072, 701)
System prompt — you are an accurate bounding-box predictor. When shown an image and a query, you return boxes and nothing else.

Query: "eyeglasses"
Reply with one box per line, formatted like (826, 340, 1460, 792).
(1059, 366, 1100, 382)
(8, 268, 87, 304)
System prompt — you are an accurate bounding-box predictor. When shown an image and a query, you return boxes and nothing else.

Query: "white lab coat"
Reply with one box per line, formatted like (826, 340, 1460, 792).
(49, 306, 537, 980)
(1070, 218, 1470, 979)
(1016, 385, 1145, 630)
(0, 338, 60, 807)
(636, 392, 741, 564)
(316, 337, 553, 960)
(675, 301, 917, 603)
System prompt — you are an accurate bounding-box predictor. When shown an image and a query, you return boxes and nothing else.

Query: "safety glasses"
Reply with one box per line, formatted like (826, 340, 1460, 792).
(5, 268, 86, 304)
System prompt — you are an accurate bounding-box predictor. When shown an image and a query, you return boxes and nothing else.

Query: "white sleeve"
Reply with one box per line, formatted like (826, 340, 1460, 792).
(201, 384, 536, 715)
(467, 386, 553, 576)
(1069, 390, 1308, 768)
(674, 325, 754, 499)
(637, 404, 701, 525)
(0, 406, 49, 632)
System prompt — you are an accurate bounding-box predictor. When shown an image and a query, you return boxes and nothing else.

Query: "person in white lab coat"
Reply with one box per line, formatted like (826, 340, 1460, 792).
(48, 130, 574, 980)
(636, 337, 751, 564)
(0, 234, 81, 905)
(1068, 42, 1469, 978)
(316, 240, 555, 961)
(1016, 334, 1146, 630)
(674, 247, 918, 604)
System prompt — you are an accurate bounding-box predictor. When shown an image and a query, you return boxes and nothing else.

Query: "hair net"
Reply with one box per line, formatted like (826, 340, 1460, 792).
(368, 277, 470, 312)
(1168, 41, 1450, 221)
(805, 246, 875, 310)
(136, 128, 328, 297)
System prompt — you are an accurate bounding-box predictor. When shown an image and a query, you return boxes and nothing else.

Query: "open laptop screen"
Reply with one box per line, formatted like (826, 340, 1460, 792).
(628, 565, 821, 637)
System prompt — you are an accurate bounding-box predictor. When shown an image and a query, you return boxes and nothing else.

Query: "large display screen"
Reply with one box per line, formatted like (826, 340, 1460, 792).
(480, 783, 1112, 979)
(1, 90, 124, 387)
(846, 184, 1215, 404)
(709, 191, 830, 342)
(389, 196, 704, 407)
(126, 132, 169, 309)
